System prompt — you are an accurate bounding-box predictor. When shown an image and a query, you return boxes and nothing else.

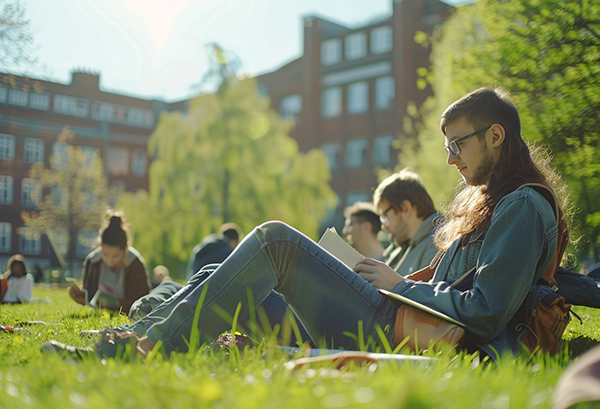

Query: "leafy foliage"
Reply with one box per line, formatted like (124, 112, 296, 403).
(119, 78, 336, 273)
(406, 0, 600, 262)
(21, 131, 108, 271)
(0, 0, 36, 70)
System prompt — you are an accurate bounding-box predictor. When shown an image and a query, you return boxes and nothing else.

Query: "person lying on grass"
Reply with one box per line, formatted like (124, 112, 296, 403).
(48, 87, 570, 360)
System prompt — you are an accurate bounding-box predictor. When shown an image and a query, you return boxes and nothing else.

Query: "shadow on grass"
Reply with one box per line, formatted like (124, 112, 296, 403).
(568, 336, 600, 358)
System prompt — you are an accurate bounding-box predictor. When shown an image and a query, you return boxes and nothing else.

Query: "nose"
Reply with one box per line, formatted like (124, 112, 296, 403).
(342, 225, 349, 235)
(447, 151, 459, 166)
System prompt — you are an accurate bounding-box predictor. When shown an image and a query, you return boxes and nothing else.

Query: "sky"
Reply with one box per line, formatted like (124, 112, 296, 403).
(15, 0, 469, 102)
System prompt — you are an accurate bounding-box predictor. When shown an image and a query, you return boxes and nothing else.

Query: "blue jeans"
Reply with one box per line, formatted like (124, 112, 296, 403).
(124, 265, 312, 345)
(145, 221, 398, 354)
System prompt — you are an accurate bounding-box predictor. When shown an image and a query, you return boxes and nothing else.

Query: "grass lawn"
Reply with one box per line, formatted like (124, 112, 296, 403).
(1, 286, 599, 409)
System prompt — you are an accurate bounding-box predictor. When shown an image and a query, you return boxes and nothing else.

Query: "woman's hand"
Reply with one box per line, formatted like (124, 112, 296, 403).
(68, 284, 86, 305)
(354, 258, 404, 291)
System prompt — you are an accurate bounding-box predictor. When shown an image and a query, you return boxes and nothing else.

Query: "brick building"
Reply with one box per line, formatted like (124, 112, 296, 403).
(256, 0, 452, 227)
(0, 71, 177, 271)
(0, 0, 452, 270)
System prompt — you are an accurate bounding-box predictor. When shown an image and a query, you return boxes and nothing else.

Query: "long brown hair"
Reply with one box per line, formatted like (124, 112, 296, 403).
(434, 87, 570, 251)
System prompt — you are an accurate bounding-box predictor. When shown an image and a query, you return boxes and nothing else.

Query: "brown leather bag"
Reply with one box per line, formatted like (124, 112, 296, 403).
(393, 302, 465, 352)
(519, 292, 572, 355)
(387, 251, 466, 352)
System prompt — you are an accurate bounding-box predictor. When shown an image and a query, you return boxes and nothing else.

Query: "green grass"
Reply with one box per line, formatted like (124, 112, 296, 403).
(1, 287, 599, 409)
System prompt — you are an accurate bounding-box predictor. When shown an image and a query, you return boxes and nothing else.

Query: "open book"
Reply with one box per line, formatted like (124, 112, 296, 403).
(318, 227, 364, 268)
(319, 227, 465, 327)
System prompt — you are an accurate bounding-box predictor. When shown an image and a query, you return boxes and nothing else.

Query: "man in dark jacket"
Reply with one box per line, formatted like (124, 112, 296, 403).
(186, 223, 243, 280)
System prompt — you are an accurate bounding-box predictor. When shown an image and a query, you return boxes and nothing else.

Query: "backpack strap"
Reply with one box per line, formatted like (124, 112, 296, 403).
(517, 183, 569, 287)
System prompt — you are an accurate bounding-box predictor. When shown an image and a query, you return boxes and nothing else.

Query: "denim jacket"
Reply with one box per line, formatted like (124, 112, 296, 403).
(391, 186, 558, 357)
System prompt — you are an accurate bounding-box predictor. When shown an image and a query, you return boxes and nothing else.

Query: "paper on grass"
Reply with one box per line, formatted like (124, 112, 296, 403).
(318, 227, 364, 268)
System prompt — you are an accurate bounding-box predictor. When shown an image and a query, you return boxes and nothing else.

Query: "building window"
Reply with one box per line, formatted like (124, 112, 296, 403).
(257, 84, 269, 98)
(76, 230, 97, 258)
(0, 87, 7, 103)
(51, 186, 67, 209)
(374, 134, 395, 165)
(124, 107, 153, 128)
(347, 191, 370, 207)
(108, 147, 129, 176)
(19, 229, 41, 255)
(320, 87, 342, 119)
(345, 32, 367, 60)
(0, 134, 15, 160)
(0, 175, 13, 205)
(53, 94, 89, 117)
(321, 38, 342, 66)
(371, 26, 393, 54)
(346, 138, 368, 169)
(52, 141, 69, 167)
(0, 222, 11, 252)
(375, 76, 395, 110)
(131, 151, 147, 177)
(321, 143, 341, 171)
(29, 93, 50, 111)
(24, 137, 45, 163)
(279, 94, 302, 123)
(80, 146, 100, 166)
(347, 81, 369, 114)
(21, 178, 41, 207)
(8, 89, 28, 107)
(91, 101, 115, 122)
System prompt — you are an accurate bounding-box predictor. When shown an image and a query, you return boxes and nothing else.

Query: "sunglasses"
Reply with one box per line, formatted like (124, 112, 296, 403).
(444, 125, 492, 155)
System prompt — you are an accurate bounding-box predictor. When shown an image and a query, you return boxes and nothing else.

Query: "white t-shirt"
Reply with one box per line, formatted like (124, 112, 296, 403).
(3, 274, 34, 303)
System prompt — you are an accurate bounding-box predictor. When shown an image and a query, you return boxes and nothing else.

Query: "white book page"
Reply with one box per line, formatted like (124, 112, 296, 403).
(318, 227, 364, 268)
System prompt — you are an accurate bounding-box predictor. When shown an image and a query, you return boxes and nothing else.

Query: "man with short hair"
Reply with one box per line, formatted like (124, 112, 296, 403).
(371, 169, 439, 277)
(342, 202, 384, 260)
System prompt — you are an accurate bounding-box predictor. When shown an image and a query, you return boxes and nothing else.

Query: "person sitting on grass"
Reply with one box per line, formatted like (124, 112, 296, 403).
(48, 87, 569, 360)
(68, 210, 151, 315)
(1, 254, 34, 304)
(342, 201, 385, 260)
(372, 169, 440, 277)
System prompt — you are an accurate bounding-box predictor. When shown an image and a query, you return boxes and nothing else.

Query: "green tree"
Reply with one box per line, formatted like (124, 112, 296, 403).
(407, 0, 600, 262)
(21, 129, 108, 273)
(118, 78, 337, 274)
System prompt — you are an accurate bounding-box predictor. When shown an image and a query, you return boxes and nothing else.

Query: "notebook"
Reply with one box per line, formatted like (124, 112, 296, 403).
(379, 289, 465, 327)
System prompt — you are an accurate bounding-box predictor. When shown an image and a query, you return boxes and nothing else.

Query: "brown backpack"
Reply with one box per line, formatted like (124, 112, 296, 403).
(517, 183, 571, 355)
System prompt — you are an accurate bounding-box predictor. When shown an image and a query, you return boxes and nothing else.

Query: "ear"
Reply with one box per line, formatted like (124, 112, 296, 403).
(489, 124, 505, 148)
(401, 200, 414, 214)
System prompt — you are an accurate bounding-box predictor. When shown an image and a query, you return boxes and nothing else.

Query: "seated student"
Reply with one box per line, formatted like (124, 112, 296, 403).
(372, 169, 440, 277)
(1, 254, 34, 304)
(68, 210, 150, 315)
(187, 223, 243, 280)
(342, 202, 385, 260)
(54, 87, 568, 360)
